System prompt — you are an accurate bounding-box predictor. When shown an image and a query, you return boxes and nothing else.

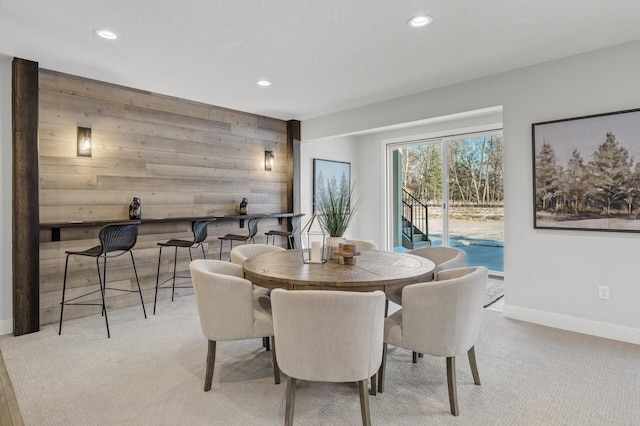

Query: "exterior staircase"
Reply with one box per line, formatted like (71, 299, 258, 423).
(402, 188, 431, 250)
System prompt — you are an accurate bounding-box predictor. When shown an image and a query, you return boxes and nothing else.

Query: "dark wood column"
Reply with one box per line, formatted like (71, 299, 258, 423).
(287, 120, 301, 246)
(12, 58, 39, 335)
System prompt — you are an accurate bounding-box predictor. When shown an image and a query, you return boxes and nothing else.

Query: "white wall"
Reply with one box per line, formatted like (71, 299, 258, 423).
(299, 135, 365, 239)
(1, 55, 12, 334)
(302, 40, 640, 345)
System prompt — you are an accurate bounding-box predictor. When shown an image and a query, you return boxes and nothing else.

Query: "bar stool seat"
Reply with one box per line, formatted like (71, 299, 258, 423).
(218, 218, 259, 260)
(264, 213, 304, 249)
(154, 219, 210, 314)
(58, 222, 146, 338)
(264, 230, 295, 248)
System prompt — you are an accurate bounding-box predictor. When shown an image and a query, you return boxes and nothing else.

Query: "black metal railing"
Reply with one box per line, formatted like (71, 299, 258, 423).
(401, 188, 428, 242)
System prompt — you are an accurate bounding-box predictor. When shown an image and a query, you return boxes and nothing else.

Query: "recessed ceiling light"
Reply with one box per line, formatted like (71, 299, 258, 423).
(94, 29, 118, 40)
(408, 15, 433, 28)
(257, 80, 272, 87)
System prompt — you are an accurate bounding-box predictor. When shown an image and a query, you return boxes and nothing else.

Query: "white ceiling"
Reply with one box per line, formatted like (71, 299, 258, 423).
(2, 0, 640, 121)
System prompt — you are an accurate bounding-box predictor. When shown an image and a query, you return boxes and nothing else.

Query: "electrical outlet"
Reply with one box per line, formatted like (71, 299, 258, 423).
(598, 285, 610, 300)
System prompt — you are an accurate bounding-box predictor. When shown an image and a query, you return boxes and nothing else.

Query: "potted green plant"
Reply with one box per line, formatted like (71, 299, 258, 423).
(316, 182, 361, 257)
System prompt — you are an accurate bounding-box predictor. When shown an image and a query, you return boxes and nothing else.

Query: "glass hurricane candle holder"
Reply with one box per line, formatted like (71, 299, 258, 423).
(300, 212, 327, 264)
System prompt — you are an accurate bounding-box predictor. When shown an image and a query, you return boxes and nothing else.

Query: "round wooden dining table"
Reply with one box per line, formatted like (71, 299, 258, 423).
(242, 249, 436, 294)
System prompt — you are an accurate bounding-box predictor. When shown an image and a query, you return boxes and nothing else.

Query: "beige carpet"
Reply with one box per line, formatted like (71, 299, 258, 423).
(1, 296, 639, 426)
(484, 277, 504, 307)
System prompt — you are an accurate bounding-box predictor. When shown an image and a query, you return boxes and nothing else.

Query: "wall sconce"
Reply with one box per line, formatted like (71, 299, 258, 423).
(265, 150, 274, 171)
(77, 127, 92, 157)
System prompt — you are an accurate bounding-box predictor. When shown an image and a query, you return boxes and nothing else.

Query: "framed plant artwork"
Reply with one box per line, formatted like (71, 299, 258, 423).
(532, 108, 640, 232)
(313, 159, 351, 213)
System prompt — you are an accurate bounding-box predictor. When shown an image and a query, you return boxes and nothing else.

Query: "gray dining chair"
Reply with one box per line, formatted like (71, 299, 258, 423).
(271, 289, 386, 426)
(343, 239, 378, 250)
(189, 259, 280, 391)
(410, 246, 467, 278)
(230, 243, 286, 266)
(378, 266, 488, 416)
(388, 246, 466, 308)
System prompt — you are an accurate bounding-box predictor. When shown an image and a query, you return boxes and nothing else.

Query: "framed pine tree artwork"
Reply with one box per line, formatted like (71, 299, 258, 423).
(532, 108, 640, 232)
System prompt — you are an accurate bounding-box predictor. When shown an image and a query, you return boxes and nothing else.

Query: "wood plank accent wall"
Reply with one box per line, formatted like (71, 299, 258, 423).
(38, 69, 291, 327)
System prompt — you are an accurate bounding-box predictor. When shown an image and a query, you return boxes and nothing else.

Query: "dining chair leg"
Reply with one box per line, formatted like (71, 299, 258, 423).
(271, 336, 280, 384)
(358, 379, 372, 426)
(446, 356, 459, 416)
(219, 240, 223, 260)
(468, 345, 481, 385)
(204, 340, 216, 392)
(369, 373, 377, 396)
(284, 376, 296, 426)
(412, 351, 417, 363)
(377, 343, 387, 393)
(263, 336, 270, 350)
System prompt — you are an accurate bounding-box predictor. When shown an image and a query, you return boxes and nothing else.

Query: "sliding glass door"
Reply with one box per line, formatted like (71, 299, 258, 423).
(389, 131, 504, 273)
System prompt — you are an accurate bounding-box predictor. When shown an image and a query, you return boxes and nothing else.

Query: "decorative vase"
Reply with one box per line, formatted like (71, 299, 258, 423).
(239, 197, 248, 215)
(129, 197, 141, 219)
(327, 236, 346, 260)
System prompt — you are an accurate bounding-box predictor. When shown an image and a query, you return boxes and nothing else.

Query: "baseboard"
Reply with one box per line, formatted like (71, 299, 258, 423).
(0, 318, 12, 336)
(503, 305, 640, 346)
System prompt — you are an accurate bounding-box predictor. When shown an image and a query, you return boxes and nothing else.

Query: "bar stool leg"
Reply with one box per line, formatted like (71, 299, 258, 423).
(96, 258, 105, 317)
(153, 246, 163, 315)
(58, 254, 71, 335)
(171, 247, 178, 301)
(219, 240, 223, 260)
(99, 256, 110, 338)
(129, 251, 146, 319)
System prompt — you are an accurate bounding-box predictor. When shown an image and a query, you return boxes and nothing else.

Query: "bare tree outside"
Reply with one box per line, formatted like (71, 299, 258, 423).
(401, 134, 504, 251)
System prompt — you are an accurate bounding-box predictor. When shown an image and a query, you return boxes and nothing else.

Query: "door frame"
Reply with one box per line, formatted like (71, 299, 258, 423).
(383, 123, 503, 252)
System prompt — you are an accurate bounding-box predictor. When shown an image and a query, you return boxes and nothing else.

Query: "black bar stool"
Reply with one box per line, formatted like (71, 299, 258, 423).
(264, 213, 304, 249)
(264, 230, 295, 248)
(153, 219, 210, 314)
(58, 222, 146, 338)
(218, 218, 259, 260)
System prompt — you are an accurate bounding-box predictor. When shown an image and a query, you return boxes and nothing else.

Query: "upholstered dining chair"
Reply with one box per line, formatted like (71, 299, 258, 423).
(230, 243, 286, 266)
(343, 239, 378, 250)
(153, 219, 210, 314)
(189, 259, 280, 391)
(378, 266, 488, 416)
(409, 246, 467, 278)
(391, 246, 469, 360)
(218, 218, 260, 260)
(230, 243, 285, 300)
(271, 289, 386, 426)
(388, 246, 467, 308)
(59, 222, 146, 338)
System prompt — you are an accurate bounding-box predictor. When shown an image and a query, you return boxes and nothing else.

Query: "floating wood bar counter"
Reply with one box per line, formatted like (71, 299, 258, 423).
(40, 213, 299, 242)
(38, 213, 301, 326)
